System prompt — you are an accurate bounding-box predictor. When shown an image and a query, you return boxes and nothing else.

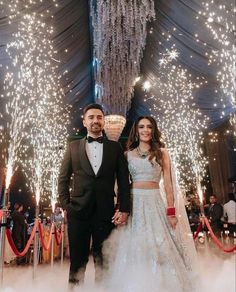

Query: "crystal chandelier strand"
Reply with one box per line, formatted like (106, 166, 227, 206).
(90, 0, 155, 115)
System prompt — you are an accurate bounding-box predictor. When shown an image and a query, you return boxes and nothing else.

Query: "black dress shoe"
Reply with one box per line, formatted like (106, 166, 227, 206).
(68, 278, 80, 290)
(68, 277, 80, 285)
(68, 270, 85, 288)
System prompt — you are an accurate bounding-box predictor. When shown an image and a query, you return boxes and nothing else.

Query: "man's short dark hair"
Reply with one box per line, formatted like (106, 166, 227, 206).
(228, 193, 235, 201)
(83, 103, 104, 116)
(14, 202, 23, 210)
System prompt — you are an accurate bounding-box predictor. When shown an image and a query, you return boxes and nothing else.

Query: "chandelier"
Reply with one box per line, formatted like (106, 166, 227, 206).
(90, 0, 155, 115)
(104, 115, 126, 141)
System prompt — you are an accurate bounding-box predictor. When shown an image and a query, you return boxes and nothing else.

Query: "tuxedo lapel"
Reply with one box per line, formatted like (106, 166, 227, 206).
(78, 138, 95, 176)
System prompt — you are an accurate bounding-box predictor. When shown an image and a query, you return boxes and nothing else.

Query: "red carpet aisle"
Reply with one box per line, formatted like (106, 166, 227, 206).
(1, 252, 235, 292)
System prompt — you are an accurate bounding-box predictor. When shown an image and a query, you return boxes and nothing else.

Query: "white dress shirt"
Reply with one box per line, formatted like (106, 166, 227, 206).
(223, 200, 236, 223)
(86, 137, 103, 175)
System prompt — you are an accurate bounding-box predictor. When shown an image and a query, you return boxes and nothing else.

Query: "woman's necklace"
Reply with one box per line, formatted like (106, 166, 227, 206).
(136, 146, 150, 159)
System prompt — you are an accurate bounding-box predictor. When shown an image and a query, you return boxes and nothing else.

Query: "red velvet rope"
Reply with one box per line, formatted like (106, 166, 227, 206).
(38, 222, 54, 251)
(54, 225, 64, 246)
(204, 217, 236, 253)
(6, 220, 38, 257)
(193, 223, 203, 240)
(0, 210, 3, 221)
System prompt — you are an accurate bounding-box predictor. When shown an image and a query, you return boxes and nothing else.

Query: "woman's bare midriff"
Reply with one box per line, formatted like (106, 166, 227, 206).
(132, 181, 159, 189)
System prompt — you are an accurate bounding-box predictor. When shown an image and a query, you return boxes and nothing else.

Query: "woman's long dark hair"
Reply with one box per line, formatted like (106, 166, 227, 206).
(127, 116, 165, 165)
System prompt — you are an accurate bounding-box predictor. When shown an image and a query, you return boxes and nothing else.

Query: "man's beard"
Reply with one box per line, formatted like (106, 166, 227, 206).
(90, 123, 103, 133)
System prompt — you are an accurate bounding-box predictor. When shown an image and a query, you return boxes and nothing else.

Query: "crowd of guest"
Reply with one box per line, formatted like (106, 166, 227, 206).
(186, 192, 236, 238)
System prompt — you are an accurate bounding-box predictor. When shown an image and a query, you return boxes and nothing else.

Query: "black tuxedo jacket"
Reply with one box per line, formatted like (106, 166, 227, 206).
(58, 138, 130, 221)
(208, 203, 223, 230)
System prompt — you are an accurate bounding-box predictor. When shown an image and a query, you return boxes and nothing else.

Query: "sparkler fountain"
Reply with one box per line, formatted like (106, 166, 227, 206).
(143, 46, 208, 192)
(0, 0, 69, 280)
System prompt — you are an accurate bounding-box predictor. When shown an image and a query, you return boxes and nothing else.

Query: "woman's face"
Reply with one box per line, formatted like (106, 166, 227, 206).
(137, 118, 153, 143)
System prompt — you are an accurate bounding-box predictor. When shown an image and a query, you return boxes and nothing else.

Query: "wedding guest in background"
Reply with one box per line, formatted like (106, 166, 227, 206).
(206, 195, 223, 237)
(223, 193, 236, 236)
(12, 202, 28, 265)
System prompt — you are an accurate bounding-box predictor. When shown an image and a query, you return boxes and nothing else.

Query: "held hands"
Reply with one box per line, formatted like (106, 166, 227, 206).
(112, 210, 129, 226)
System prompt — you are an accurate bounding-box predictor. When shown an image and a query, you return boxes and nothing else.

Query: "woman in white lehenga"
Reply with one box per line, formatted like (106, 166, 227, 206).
(102, 116, 199, 292)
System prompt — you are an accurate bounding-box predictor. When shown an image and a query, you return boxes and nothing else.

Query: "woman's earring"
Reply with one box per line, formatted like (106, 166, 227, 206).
(135, 135, 138, 142)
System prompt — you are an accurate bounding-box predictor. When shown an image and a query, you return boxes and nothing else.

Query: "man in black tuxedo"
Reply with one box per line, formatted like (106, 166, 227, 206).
(58, 103, 130, 286)
(206, 195, 223, 237)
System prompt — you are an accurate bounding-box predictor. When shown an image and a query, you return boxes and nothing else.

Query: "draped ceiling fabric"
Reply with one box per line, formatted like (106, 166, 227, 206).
(0, 0, 234, 128)
(0, 0, 93, 131)
(204, 121, 235, 202)
(129, 0, 235, 129)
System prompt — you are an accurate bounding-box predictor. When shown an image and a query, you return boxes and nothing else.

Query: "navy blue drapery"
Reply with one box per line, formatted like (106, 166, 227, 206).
(129, 0, 235, 129)
(0, 0, 235, 129)
(0, 0, 93, 129)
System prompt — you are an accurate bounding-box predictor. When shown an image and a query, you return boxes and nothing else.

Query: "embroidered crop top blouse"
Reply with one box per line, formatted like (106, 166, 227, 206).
(127, 150, 162, 183)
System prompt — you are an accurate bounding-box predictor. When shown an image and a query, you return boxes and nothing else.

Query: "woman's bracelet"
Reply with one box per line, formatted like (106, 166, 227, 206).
(166, 207, 176, 217)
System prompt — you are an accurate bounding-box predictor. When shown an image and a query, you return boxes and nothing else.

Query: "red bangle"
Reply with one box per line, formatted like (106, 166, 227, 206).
(167, 207, 176, 217)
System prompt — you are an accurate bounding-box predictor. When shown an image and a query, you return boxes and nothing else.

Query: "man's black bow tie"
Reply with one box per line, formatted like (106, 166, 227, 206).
(87, 136, 104, 143)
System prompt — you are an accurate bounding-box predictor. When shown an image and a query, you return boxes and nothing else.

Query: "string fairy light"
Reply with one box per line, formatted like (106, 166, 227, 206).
(143, 46, 208, 191)
(2, 0, 69, 207)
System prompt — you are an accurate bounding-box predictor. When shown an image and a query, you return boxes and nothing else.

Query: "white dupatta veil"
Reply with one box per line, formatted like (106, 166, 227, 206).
(159, 158, 199, 276)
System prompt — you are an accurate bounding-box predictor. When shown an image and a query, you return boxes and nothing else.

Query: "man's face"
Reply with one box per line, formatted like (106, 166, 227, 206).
(83, 108, 105, 136)
(210, 196, 216, 204)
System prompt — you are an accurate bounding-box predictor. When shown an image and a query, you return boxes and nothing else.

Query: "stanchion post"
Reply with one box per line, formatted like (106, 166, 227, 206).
(50, 222, 55, 268)
(60, 223, 64, 266)
(224, 230, 229, 245)
(0, 188, 10, 287)
(33, 204, 39, 279)
(0, 210, 7, 286)
(220, 231, 224, 244)
(198, 199, 206, 247)
(0, 209, 7, 287)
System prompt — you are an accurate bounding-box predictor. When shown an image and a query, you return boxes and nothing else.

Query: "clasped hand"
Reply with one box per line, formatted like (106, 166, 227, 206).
(112, 210, 128, 226)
